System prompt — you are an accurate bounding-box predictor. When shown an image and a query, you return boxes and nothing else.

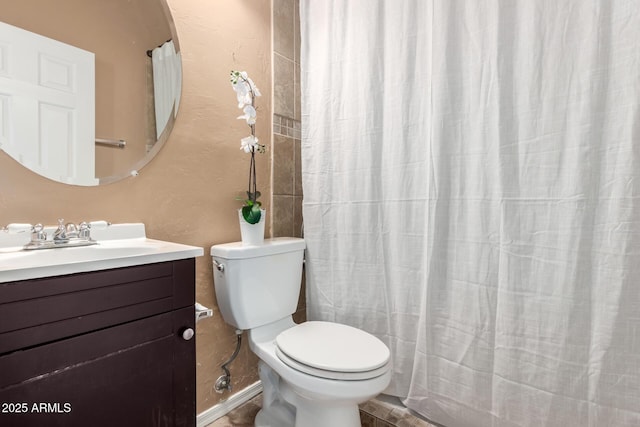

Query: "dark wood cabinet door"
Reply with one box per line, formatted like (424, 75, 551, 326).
(0, 306, 195, 427)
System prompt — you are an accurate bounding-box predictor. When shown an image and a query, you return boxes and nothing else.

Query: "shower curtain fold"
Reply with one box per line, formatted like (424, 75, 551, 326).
(151, 40, 182, 138)
(300, 1, 640, 426)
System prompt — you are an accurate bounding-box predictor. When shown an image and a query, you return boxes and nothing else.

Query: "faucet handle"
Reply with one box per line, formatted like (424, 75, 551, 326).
(31, 224, 47, 243)
(78, 222, 91, 239)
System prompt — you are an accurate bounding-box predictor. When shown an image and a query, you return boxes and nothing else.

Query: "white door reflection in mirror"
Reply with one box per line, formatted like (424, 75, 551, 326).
(0, 21, 96, 185)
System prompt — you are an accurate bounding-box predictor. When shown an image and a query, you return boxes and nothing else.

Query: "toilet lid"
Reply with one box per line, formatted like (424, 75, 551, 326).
(276, 321, 390, 379)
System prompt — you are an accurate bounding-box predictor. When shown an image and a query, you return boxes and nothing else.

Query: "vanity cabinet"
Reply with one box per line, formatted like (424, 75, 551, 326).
(0, 258, 196, 427)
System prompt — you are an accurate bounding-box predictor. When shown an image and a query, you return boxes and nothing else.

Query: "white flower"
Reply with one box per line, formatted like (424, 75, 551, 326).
(231, 71, 261, 108)
(237, 105, 257, 125)
(240, 135, 259, 153)
(232, 81, 251, 108)
(246, 77, 261, 97)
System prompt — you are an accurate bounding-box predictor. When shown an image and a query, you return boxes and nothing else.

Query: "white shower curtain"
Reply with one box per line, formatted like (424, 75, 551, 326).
(300, 1, 640, 426)
(152, 40, 182, 138)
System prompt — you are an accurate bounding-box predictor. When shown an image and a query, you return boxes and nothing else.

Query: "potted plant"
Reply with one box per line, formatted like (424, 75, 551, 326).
(230, 70, 266, 245)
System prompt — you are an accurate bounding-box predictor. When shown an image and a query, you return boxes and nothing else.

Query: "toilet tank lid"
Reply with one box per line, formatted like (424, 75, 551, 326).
(211, 237, 305, 259)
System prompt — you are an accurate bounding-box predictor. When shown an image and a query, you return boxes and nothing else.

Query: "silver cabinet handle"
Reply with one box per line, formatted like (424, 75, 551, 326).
(182, 328, 194, 341)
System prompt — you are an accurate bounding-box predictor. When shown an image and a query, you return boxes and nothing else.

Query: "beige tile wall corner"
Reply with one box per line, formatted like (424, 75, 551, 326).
(0, 0, 271, 416)
(272, 0, 305, 324)
(272, 0, 303, 239)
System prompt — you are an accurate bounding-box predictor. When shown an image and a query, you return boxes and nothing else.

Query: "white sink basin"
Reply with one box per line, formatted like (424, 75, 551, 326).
(0, 224, 203, 283)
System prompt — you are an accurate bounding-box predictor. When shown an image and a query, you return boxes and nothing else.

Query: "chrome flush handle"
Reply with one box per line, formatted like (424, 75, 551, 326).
(213, 259, 224, 272)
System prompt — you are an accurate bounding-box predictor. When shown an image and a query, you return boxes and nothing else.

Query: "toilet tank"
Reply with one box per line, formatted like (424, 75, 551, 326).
(211, 237, 305, 330)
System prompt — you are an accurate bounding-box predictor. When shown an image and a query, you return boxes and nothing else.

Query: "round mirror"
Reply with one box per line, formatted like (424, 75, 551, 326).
(0, 0, 180, 186)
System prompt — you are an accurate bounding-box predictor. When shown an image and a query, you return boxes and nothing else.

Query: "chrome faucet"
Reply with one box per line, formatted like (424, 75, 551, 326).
(3, 219, 109, 250)
(53, 219, 69, 243)
(53, 219, 94, 245)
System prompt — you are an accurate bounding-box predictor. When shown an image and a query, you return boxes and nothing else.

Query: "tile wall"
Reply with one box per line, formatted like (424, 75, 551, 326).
(272, 0, 305, 322)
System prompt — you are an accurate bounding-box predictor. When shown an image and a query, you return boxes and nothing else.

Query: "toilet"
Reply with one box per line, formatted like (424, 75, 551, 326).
(211, 237, 391, 427)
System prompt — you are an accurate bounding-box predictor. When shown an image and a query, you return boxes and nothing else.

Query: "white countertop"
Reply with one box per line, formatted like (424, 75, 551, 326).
(0, 223, 204, 283)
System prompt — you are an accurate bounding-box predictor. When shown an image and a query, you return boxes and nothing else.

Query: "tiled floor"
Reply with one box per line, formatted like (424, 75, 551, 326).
(206, 394, 263, 427)
(206, 393, 439, 427)
(359, 395, 440, 427)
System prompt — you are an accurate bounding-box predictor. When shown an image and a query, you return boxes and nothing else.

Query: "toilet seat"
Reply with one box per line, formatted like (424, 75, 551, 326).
(275, 321, 390, 381)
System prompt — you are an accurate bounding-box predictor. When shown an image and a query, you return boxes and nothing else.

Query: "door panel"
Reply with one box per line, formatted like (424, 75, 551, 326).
(0, 21, 96, 185)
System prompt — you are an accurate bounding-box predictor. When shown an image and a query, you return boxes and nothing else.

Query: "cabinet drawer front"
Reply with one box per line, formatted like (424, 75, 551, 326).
(0, 259, 195, 355)
(0, 276, 173, 333)
(0, 262, 174, 303)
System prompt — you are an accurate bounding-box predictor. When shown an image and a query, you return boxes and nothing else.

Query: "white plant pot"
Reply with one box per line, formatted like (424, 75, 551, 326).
(238, 208, 266, 246)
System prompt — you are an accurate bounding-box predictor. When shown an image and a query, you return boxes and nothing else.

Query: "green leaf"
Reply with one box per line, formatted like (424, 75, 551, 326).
(242, 204, 262, 224)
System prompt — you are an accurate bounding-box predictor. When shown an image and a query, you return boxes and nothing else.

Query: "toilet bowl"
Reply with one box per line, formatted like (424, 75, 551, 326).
(211, 238, 392, 427)
(250, 317, 391, 427)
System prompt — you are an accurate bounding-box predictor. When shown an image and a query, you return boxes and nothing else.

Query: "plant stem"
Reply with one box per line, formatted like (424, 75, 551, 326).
(250, 149, 257, 203)
(238, 73, 259, 206)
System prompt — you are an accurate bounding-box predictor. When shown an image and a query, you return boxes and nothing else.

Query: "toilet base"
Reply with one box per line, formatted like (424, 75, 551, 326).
(286, 393, 361, 427)
(254, 408, 294, 427)
(255, 361, 295, 427)
(256, 361, 363, 427)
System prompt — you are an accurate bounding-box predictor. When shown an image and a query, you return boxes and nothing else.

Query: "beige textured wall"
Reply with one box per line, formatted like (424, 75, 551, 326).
(0, 0, 271, 415)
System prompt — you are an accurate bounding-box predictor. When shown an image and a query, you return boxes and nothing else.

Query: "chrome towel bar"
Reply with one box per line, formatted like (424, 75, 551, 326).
(96, 138, 126, 148)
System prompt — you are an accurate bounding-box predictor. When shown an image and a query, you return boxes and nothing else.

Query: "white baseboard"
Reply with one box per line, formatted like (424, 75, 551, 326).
(197, 381, 263, 427)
